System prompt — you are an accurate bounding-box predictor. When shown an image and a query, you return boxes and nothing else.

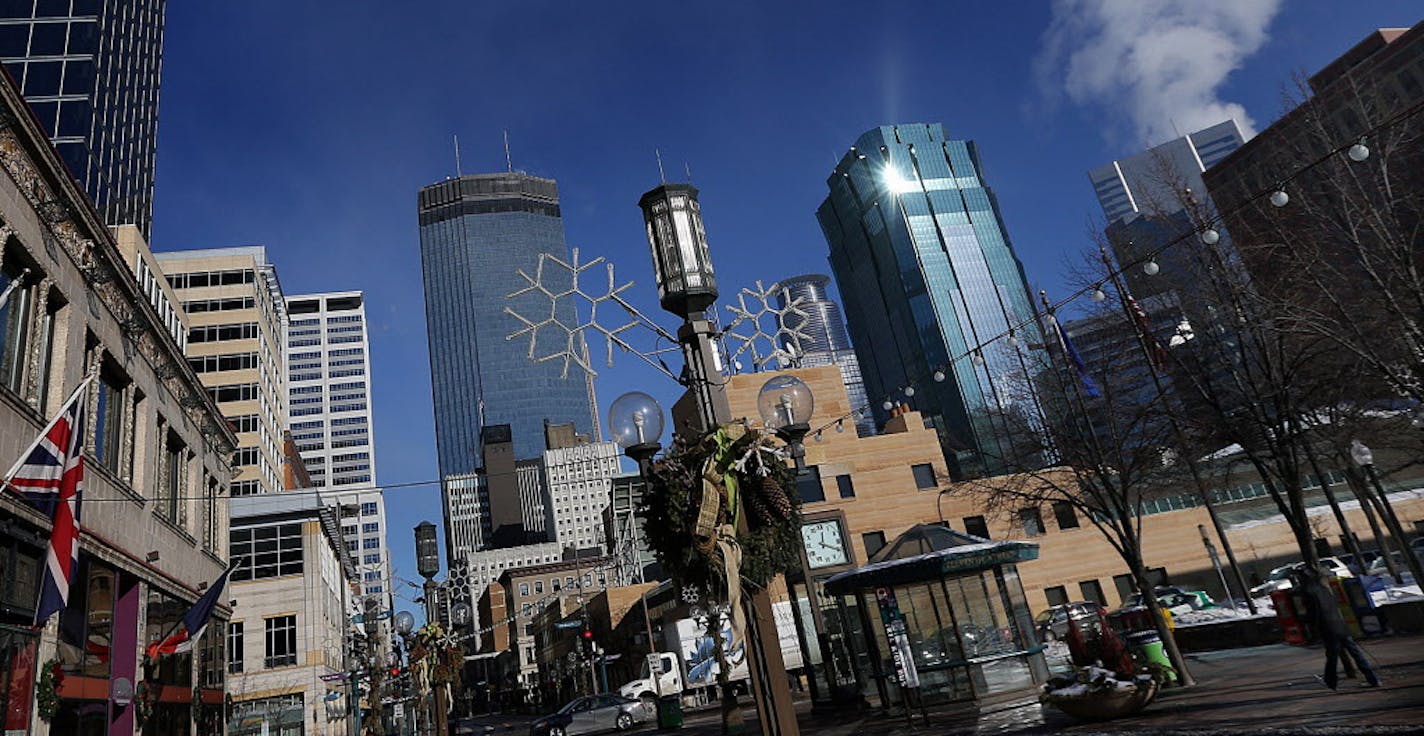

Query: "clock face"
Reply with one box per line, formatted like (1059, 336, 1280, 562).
(801, 520, 849, 569)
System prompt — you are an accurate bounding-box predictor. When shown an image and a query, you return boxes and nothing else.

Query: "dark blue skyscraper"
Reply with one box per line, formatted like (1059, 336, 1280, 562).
(418, 172, 597, 476)
(818, 124, 1046, 478)
(0, 0, 166, 237)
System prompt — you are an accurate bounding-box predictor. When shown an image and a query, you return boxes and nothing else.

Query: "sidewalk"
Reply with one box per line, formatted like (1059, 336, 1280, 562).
(673, 635, 1424, 735)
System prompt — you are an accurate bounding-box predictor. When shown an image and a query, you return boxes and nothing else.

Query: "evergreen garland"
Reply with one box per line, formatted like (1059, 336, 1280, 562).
(135, 679, 158, 725)
(640, 423, 803, 605)
(35, 659, 61, 721)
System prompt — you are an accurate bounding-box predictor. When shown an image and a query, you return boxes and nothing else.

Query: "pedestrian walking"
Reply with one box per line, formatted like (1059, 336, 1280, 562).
(1295, 567, 1380, 690)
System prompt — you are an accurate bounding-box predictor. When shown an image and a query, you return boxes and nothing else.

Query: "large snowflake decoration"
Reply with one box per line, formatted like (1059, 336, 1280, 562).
(722, 280, 812, 372)
(504, 248, 649, 379)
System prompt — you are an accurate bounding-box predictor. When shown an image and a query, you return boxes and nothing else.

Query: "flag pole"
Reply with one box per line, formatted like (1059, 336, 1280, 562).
(0, 268, 30, 313)
(2, 372, 98, 489)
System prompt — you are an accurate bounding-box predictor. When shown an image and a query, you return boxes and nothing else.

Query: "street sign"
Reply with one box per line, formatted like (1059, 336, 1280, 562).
(320, 673, 349, 682)
(554, 619, 585, 630)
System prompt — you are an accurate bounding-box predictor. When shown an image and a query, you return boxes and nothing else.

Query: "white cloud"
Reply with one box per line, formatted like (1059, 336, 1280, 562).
(1036, 0, 1282, 145)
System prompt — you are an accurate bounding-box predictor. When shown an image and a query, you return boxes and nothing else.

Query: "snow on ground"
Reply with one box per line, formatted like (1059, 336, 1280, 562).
(1174, 605, 1274, 626)
(1369, 583, 1423, 606)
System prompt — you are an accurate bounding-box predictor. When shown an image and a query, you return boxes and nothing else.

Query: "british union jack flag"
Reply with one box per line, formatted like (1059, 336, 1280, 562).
(4, 376, 93, 624)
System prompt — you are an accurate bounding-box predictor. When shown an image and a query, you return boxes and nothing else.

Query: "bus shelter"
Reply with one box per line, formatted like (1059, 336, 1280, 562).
(823, 525, 1049, 710)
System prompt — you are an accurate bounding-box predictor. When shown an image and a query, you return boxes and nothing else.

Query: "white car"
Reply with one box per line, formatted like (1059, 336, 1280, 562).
(1249, 557, 1353, 599)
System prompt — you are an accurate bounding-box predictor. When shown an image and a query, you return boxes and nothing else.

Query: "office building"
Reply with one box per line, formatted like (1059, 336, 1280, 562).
(417, 172, 598, 476)
(544, 439, 619, 554)
(226, 493, 358, 736)
(775, 273, 874, 436)
(1088, 119, 1245, 306)
(0, 0, 166, 237)
(817, 123, 1047, 478)
(605, 473, 658, 586)
(0, 67, 234, 734)
(111, 224, 187, 351)
(284, 291, 391, 605)
(157, 247, 287, 497)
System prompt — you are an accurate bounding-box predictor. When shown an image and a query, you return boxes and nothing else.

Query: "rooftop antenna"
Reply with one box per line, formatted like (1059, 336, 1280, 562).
(503, 130, 513, 173)
(655, 148, 666, 183)
(684, 161, 692, 183)
(453, 134, 462, 176)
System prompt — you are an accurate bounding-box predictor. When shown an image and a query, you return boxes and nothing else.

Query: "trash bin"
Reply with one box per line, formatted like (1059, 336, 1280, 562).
(656, 695, 683, 729)
(1108, 606, 1177, 684)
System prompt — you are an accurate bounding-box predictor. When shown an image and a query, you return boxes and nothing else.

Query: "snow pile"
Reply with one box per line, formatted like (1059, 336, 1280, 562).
(1173, 605, 1276, 626)
(1042, 665, 1151, 698)
(1369, 582, 1423, 606)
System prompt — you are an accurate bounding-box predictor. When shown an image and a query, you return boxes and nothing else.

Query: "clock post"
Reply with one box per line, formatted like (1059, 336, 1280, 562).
(792, 509, 858, 710)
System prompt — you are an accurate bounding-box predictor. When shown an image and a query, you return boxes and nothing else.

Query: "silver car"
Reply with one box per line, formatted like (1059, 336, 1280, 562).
(530, 694, 649, 736)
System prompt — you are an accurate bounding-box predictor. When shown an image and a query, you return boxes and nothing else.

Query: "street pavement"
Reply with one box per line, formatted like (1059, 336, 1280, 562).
(454, 635, 1424, 736)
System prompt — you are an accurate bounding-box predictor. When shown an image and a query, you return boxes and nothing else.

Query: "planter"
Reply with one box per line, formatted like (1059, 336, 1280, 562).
(1041, 672, 1158, 721)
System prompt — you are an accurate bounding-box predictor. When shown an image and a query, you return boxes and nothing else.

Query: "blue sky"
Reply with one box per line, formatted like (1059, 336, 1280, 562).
(147, 1, 1418, 612)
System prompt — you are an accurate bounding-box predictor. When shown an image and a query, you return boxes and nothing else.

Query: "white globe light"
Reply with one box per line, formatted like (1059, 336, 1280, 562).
(1348, 142, 1370, 162)
(1143, 260, 1160, 276)
(608, 392, 664, 450)
(882, 400, 894, 411)
(903, 386, 915, 397)
(1007, 333, 1020, 347)
(1091, 288, 1106, 303)
(1200, 229, 1220, 245)
(394, 611, 416, 635)
(932, 370, 946, 383)
(835, 421, 845, 433)
(1269, 190, 1289, 207)
(813, 432, 823, 443)
(971, 352, 986, 366)
(757, 375, 814, 429)
(451, 602, 472, 626)
(1045, 314, 1058, 327)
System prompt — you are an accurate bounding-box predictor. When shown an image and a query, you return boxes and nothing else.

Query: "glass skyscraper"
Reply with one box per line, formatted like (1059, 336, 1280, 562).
(774, 274, 875, 436)
(0, 0, 165, 237)
(818, 123, 1046, 478)
(417, 172, 597, 477)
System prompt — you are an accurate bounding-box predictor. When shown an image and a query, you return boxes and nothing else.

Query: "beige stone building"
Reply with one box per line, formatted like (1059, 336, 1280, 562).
(226, 493, 357, 736)
(155, 246, 287, 497)
(0, 67, 236, 734)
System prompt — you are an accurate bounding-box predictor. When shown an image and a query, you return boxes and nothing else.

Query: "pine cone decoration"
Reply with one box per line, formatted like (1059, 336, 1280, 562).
(760, 474, 793, 520)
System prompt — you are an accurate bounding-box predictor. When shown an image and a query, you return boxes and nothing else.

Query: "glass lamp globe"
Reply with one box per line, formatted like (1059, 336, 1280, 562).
(757, 375, 813, 430)
(608, 391, 664, 449)
(1348, 142, 1370, 162)
(1091, 288, 1106, 303)
(451, 602, 472, 627)
(1143, 259, 1160, 276)
(933, 370, 946, 383)
(1200, 229, 1221, 245)
(1269, 190, 1289, 207)
(394, 611, 416, 635)
(1349, 439, 1374, 467)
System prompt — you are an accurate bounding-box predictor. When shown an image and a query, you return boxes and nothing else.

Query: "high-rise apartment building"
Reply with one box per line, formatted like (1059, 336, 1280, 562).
(818, 123, 1047, 478)
(284, 291, 391, 604)
(417, 172, 597, 474)
(775, 274, 874, 436)
(157, 247, 287, 497)
(0, 0, 166, 237)
(543, 439, 618, 555)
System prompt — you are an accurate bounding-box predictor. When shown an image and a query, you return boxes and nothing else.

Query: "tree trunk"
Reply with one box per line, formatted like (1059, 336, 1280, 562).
(1341, 462, 1403, 583)
(1122, 539, 1195, 687)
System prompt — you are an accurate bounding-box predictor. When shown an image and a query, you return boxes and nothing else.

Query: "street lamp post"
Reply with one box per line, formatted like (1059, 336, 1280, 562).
(1350, 440, 1424, 586)
(610, 182, 801, 736)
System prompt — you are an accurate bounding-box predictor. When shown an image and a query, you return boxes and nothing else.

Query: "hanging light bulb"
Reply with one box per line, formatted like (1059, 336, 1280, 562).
(1045, 313, 1058, 327)
(1143, 259, 1160, 276)
(882, 400, 894, 411)
(1269, 189, 1289, 207)
(971, 352, 985, 366)
(1091, 287, 1106, 302)
(814, 431, 823, 443)
(933, 369, 946, 383)
(835, 419, 845, 433)
(1200, 228, 1220, 245)
(1007, 330, 1020, 347)
(903, 386, 916, 397)
(1348, 139, 1370, 162)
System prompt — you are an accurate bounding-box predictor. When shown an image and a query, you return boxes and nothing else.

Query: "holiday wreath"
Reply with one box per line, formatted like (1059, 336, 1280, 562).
(35, 658, 61, 721)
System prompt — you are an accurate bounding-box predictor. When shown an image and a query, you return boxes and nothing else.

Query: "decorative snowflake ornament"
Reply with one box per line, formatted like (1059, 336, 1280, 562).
(722, 280, 812, 372)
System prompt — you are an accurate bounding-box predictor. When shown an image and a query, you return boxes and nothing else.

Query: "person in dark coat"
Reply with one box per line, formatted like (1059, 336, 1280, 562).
(1296, 567, 1380, 689)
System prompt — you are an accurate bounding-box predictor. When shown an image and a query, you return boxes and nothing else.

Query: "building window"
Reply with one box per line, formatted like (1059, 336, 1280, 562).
(1051, 501, 1079, 530)
(360, 502, 378, 516)
(835, 474, 855, 499)
(231, 524, 304, 580)
(1019, 507, 1045, 537)
(534, 580, 544, 594)
(795, 466, 824, 503)
(264, 615, 297, 668)
(35, 296, 61, 414)
(1079, 580, 1106, 606)
(227, 622, 244, 673)
(862, 530, 887, 560)
(910, 463, 936, 490)
(362, 538, 380, 550)
(93, 363, 128, 474)
(0, 260, 31, 394)
(963, 515, 989, 539)
(1112, 573, 1136, 605)
(519, 583, 530, 596)
(1045, 585, 1069, 608)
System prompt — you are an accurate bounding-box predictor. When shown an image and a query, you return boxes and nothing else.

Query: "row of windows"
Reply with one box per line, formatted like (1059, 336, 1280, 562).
(207, 382, 258, 403)
(189, 322, 257, 343)
(331, 347, 363, 357)
(182, 295, 253, 313)
(188, 352, 257, 373)
(229, 414, 259, 433)
(230, 524, 303, 581)
(166, 268, 255, 290)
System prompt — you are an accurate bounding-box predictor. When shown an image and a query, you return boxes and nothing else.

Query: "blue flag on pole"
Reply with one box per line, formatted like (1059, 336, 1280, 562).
(1052, 320, 1101, 398)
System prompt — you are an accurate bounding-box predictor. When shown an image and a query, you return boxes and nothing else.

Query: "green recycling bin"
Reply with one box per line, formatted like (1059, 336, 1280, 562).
(657, 695, 683, 729)
(1125, 629, 1177, 684)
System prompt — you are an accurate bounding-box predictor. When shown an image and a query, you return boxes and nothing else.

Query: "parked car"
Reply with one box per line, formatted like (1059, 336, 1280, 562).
(1365, 550, 1421, 581)
(529, 695, 649, 736)
(1033, 601, 1104, 641)
(1248, 557, 1354, 599)
(1339, 551, 1381, 575)
(1121, 586, 1216, 616)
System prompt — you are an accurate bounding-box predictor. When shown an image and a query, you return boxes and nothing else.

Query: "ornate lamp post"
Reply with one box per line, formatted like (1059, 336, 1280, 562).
(609, 182, 802, 736)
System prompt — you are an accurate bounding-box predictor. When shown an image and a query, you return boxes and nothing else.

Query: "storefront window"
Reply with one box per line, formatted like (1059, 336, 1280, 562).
(145, 587, 192, 687)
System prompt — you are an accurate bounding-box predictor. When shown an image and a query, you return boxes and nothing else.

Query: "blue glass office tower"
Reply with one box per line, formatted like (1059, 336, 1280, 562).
(417, 173, 597, 477)
(818, 124, 1046, 478)
(0, 0, 166, 237)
